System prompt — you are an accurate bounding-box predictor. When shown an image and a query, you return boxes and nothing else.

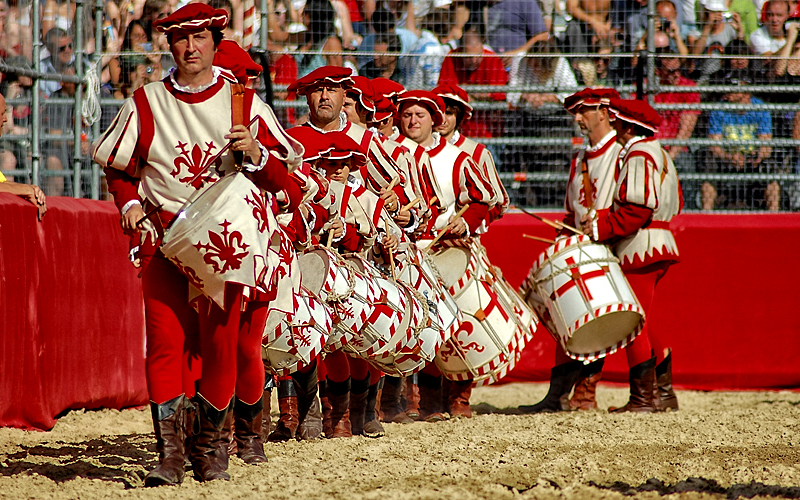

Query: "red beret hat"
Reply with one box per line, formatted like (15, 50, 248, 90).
(608, 98, 662, 133)
(348, 76, 376, 112)
(370, 77, 405, 100)
(213, 40, 262, 84)
(371, 95, 397, 122)
(287, 66, 354, 95)
(564, 87, 620, 113)
(320, 132, 366, 171)
(432, 84, 473, 120)
(396, 90, 446, 128)
(287, 126, 333, 161)
(153, 3, 228, 34)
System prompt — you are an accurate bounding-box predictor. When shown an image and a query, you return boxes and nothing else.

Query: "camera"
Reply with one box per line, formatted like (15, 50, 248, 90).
(723, 11, 733, 22)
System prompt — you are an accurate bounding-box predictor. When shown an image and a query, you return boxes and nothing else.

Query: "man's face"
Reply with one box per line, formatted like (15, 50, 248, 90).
(657, 58, 681, 85)
(307, 84, 345, 125)
(320, 158, 351, 183)
(766, 1, 789, 38)
(573, 105, 605, 138)
(438, 105, 459, 137)
(373, 42, 397, 69)
(399, 103, 434, 145)
(170, 29, 216, 78)
(462, 39, 484, 72)
(656, 1, 677, 21)
(612, 117, 628, 144)
(342, 95, 361, 123)
(56, 36, 74, 66)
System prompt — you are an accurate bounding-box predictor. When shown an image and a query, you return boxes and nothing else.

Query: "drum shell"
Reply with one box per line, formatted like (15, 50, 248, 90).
(262, 288, 329, 376)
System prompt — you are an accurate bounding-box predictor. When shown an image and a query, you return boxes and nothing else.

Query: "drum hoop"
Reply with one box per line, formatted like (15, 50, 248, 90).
(325, 259, 359, 303)
(533, 256, 620, 287)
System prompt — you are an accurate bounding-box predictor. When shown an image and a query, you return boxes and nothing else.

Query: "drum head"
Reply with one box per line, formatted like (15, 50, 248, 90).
(430, 247, 470, 289)
(299, 251, 330, 295)
(567, 311, 642, 356)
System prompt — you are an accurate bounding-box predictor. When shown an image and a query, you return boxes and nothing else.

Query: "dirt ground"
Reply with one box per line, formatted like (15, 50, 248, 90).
(1, 383, 799, 500)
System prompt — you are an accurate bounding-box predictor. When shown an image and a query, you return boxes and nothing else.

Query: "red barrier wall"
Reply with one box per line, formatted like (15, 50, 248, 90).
(482, 212, 800, 391)
(0, 194, 147, 430)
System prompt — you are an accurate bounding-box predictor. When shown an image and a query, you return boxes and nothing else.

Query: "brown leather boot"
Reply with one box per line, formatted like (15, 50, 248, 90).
(448, 379, 473, 418)
(220, 400, 235, 467)
(144, 395, 186, 487)
(418, 373, 445, 422)
(324, 378, 352, 438)
(294, 362, 323, 440)
(233, 397, 268, 464)
(656, 349, 679, 411)
(349, 375, 370, 436)
(261, 387, 272, 439)
(268, 379, 299, 442)
(569, 358, 605, 411)
(363, 379, 385, 438)
(190, 395, 231, 482)
(404, 374, 421, 420)
(519, 361, 582, 413)
(609, 357, 658, 413)
(381, 376, 414, 423)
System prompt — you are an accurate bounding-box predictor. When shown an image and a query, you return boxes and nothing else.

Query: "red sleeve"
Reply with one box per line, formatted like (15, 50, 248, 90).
(437, 54, 458, 85)
(310, 203, 329, 232)
(462, 202, 490, 234)
(596, 203, 653, 242)
(104, 167, 140, 212)
(283, 174, 304, 213)
(336, 222, 363, 252)
(488, 57, 508, 101)
(250, 153, 289, 193)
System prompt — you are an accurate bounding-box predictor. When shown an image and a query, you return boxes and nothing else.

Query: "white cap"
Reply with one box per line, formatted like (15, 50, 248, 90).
(704, 0, 726, 12)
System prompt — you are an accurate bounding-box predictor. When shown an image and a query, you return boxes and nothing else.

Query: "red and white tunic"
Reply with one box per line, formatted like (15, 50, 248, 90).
(564, 131, 622, 228)
(449, 130, 509, 229)
(389, 127, 446, 220)
(421, 133, 496, 240)
(596, 136, 682, 270)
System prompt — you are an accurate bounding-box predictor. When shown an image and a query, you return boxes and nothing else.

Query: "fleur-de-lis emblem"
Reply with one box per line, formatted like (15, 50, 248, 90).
(578, 177, 598, 206)
(193, 220, 250, 274)
(291, 326, 313, 348)
(173, 141, 217, 188)
(336, 303, 355, 320)
(245, 189, 271, 232)
(438, 323, 485, 363)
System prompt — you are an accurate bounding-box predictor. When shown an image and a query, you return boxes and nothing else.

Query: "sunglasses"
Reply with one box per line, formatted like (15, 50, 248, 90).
(59, 43, 73, 52)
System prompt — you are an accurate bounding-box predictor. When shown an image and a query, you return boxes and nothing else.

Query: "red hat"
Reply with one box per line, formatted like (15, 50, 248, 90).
(287, 126, 333, 161)
(370, 77, 405, 101)
(319, 132, 366, 171)
(213, 40, 262, 84)
(564, 87, 620, 113)
(432, 84, 473, 120)
(348, 76, 376, 112)
(396, 90, 446, 127)
(608, 98, 662, 133)
(371, 95, 397, 122)
(287, 66, 353, 95)
(152, 3, 228, 34)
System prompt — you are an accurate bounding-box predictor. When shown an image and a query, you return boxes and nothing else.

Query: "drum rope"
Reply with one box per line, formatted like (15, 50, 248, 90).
(532, 257, 620, 287)
(324, 260, 359, 303)
(422, 253, 446, 288)
(408, 288, 432, 340)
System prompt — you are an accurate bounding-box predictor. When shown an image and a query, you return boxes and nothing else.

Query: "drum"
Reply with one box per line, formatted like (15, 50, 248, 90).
(396, 244, 462, 343)
(262, 287, 329, 376)
(428, 239, 538, 385)
(526, 235, 644, 362)
(298, 246, 379, 351)
(162, 173, 276, 309)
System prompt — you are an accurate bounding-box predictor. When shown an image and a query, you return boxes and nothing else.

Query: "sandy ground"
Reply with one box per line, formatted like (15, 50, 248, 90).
(1, 383, 799, 500)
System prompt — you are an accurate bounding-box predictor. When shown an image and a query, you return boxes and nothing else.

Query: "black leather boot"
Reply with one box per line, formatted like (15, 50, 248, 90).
(519, 360, 582, 413)
(234, 397, 268, 464)
(190, 395, 231, 482)
(144, 395, 186, 487)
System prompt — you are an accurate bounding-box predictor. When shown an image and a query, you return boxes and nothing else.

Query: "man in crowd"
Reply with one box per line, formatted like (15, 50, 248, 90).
(0, 93, 46, 220)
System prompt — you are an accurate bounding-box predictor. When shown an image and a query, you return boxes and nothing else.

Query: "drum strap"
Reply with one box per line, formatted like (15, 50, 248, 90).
(231, 82, 245, 167)
(580, 155, 594, 210)
(661, 150, 669, 184)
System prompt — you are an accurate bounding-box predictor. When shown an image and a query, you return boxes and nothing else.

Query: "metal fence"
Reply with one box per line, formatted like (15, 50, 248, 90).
(2, 0, 800, 211)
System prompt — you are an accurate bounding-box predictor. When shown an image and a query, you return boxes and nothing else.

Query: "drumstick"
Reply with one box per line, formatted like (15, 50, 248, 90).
(388, 250, 397, 281)
(429, 204, 470, 247)
(185, 116, 260, 187)
(325, 229, 334, 248)
(522, 233, 556, 245)
(515, 205, 582, 236)
(386, 176, 400, 190)
(135, 203, 163, 228)
(429, 196, 438, 206)
(401, 197, 421, 212)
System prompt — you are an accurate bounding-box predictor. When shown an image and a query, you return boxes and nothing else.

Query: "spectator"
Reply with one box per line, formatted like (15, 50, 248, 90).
(437, 30, 508, 137)
(702, 71, 781, 210)
(0, 94, 46, 220)
(361, 33, 403, 78)
(725, 0, 760, 43)
(692, 0, 743, 55)
(565, 0, 613, 54)
(209, 0, 243, 45)
(654, 49, 700, 163)
(297, 0, 345, 77)
(356, 6, 418, 71)
(486, 0, 548, 55)
(0, 56, 33, 178)
(404, 8, 459, 88)
(507, 37, 578, 108)
(40, 27, 74, 97)
(42, 0, 76, 38)
(750, 0, 789, 56)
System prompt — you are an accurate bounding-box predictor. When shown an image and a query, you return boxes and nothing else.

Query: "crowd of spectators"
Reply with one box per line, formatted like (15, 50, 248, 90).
(0, 0, 798, 209)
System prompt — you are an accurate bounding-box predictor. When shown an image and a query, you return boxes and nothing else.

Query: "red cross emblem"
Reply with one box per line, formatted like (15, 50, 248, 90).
(474, 279, 510, 322)
(551, 257, 607, 304)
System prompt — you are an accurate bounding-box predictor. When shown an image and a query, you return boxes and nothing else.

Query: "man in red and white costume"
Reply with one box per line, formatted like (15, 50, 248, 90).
(397, 90, 496, 420)
(432, 84, 509, 229)
(93, 3, 302, 485)
(519, 87, 622, 414)
(582, 98, 682, 413)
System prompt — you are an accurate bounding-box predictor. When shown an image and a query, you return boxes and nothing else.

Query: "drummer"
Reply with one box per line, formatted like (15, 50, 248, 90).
(520, 88, 622, 414)
(397, 90, 497, 420)
(92, 3, 303, 485)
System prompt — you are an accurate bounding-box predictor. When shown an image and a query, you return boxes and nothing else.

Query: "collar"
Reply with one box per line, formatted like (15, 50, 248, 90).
(586, 131, 616, 153)
(619, 135, 646, 160)
(423, 132, 442, 153)
(389, 126, 401, 142)
(168, 66, 221, 94)
(448, 130, 461, 145)
(346, 174, 361, 189)
(308, 112, 348, 133)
